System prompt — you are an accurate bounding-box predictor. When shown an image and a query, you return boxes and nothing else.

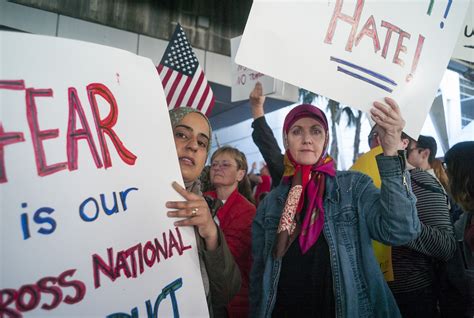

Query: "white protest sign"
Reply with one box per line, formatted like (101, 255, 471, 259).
(231, 36, 275, 102)
(453, 0, 474, 62)
(236, 0, 469, 138)
(0, 32, 208, 317)
(231, 36, 299, 103)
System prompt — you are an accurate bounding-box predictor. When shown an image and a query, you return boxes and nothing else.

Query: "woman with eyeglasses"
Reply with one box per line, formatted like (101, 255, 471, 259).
(166, 108, 241, 317)
(205, 146, 257, 318)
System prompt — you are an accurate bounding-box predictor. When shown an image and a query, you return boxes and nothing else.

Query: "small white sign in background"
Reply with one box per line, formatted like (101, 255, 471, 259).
(231, 36, 276, 102)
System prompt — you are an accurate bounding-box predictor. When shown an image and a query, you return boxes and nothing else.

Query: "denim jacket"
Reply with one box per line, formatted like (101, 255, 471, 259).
(250, 154, 420, 318)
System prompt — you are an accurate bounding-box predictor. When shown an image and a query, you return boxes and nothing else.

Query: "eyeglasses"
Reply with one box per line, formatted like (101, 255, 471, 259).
(211, 161, 237, 170)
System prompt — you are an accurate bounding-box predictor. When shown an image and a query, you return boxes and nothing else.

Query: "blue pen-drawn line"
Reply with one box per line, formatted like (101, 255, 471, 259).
(439, 0, 453, 29)
(330, 56, 397, 86)
(464, 45, 474, 49)
(337, 66, 393, 93)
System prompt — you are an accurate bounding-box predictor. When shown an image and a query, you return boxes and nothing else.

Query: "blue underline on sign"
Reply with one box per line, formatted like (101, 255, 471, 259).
(330, 56, 397, 87)
(337, 66, 393, 93)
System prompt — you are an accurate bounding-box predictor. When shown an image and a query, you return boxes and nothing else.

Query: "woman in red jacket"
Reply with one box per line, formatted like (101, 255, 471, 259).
(205, 146, 256, 317)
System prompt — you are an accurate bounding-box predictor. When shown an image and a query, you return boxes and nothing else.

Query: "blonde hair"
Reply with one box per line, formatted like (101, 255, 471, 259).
(431, 159, 449, 192)
(210, 146, 255, 205)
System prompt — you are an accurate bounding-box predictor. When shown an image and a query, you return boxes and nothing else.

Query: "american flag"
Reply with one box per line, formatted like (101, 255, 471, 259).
(157, 24, 215, 116)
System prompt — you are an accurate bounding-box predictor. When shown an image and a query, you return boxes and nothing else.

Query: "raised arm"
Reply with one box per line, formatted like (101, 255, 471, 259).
(359, 97, 420, 244)
(357, 155, 420, 245)
(249, 82, 284, 185)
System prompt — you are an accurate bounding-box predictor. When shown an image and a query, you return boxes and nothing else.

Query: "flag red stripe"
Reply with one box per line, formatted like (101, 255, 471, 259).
(205, 94, 215, 116)
(197, 84, 210, 111)
(161, 67, 174, 88)
(174, 76, 193, 107)
(166, 73, 183, 106)
(157, 64, 164, 74)
(187, 72, 205, 108)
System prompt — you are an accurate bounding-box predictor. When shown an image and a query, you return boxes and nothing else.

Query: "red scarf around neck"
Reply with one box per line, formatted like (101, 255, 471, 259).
(273, 151, 336, 258)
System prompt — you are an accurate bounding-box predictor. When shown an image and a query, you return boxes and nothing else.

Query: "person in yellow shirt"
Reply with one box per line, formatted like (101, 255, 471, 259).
(350, 125, 410, 281)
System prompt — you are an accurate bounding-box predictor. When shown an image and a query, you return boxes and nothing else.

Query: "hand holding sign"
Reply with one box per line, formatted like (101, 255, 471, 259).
(166, 182, 218, 251)
(370, 97, 406, 156)
(249, 82, 267, 119)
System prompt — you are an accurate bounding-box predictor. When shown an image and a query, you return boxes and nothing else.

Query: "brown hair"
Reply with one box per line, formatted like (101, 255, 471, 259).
(210, 146, 256, 205)
(417, 135, 437, 164)
(445, 141, 474, 212)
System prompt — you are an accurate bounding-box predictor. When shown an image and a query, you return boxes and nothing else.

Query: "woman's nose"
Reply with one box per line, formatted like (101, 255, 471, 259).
(302, 131, 313, 144)
(186, 137, 199, 150)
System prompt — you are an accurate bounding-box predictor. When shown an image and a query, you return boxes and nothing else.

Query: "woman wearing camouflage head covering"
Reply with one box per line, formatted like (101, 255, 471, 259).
(166, 107, 241, 317)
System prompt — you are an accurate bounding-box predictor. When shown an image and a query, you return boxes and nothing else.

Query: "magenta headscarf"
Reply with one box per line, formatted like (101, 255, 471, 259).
(274, 104, 336, 258)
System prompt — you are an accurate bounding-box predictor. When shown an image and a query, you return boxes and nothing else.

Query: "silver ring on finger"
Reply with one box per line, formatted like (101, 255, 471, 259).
(191, 207, 198, 217)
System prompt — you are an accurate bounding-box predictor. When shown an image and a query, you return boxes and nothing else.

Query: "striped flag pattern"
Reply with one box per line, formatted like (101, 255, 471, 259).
(157, 23, 215, 116)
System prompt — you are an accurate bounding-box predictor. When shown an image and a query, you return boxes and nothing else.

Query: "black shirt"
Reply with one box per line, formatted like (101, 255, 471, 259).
(273, 233, 335, 318)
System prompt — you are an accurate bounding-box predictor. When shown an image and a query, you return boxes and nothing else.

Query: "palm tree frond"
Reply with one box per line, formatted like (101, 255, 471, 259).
(298, 88, 318, 104)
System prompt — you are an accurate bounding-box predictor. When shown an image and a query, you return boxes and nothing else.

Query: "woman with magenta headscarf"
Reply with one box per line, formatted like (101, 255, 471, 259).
(250, 98, 420, 318)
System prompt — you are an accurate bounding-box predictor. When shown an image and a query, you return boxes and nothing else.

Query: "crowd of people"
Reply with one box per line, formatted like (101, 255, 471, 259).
(165, 82, 474, 317)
